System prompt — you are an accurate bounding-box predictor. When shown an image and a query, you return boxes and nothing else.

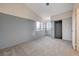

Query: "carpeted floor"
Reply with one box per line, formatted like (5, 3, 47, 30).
(0, 36, 79, 56)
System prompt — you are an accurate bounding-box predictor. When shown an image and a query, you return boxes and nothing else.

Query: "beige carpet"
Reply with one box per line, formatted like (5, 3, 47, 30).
(0, 36, 79, 56)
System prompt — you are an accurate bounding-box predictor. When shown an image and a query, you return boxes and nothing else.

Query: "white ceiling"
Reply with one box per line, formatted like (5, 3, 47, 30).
(25, 3, 73, 20)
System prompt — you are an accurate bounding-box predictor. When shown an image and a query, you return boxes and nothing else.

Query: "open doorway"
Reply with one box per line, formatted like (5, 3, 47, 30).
(54, 20, 62, 39)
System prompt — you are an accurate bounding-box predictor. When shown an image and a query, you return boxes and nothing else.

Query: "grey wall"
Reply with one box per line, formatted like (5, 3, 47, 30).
(0, 13, 36, 49)
(62, 17, 72, 41)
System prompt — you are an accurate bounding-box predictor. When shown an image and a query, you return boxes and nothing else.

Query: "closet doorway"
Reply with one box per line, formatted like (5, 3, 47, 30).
(54, 20, 62, 39)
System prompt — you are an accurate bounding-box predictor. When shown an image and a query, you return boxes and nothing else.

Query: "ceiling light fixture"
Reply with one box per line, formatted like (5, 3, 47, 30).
(46, 3, 49, 6)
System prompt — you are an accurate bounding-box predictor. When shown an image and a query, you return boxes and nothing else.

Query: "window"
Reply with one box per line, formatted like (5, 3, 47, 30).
(36, 21, 41, 31)
(36, 21, 51, 31)
(36, 21, 44, 31)
(40, 22, 44, 30)
(46, 22, 51, 30)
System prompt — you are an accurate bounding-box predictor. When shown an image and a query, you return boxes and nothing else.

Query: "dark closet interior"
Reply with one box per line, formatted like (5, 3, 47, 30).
(54, 20, 62, 39)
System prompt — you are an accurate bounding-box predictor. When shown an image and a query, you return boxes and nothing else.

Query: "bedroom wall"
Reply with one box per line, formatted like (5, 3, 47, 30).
(0, 13, 36, 49)
(62, 17, 72, 41)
